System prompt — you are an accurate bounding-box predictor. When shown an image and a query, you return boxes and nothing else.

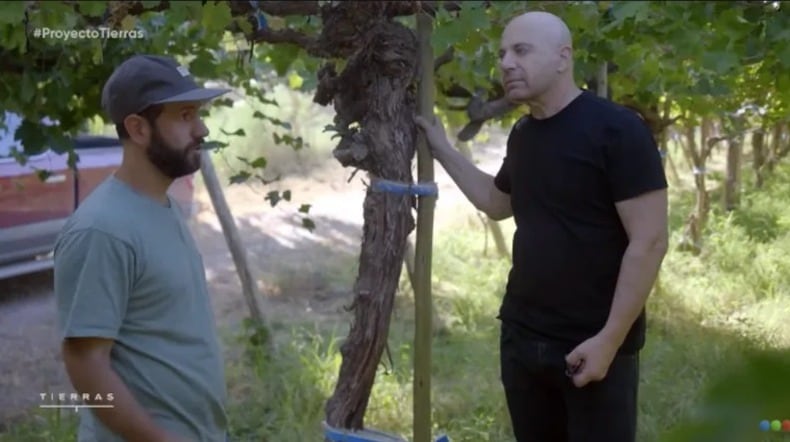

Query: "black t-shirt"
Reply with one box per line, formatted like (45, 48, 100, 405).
(494, 90, 667, 354)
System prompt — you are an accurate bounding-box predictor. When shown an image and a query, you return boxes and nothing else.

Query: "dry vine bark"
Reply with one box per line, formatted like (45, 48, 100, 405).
(311, 3, 420, 430)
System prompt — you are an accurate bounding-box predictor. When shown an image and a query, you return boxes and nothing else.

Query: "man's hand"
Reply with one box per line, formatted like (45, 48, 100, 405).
(160, 432, 191, 442)
(412, 113, 512, 220)
(564, 333, 620, 388)
(414, 114, 451, 156)
(62, 337, 184, 442)
(107, 424, 188, 442)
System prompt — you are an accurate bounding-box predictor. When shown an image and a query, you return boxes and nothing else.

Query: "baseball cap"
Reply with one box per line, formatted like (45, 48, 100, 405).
(101, 54, 230, 125)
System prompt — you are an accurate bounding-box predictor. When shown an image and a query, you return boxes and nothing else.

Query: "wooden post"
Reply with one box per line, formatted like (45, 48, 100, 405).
(597, 62, 608, 98)
(413, 11, 436, 442)
(199, 150, 267, 332)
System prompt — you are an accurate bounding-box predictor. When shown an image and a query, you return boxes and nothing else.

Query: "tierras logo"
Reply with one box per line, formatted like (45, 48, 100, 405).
(760, 419, 790, 433)
(39, 392, 115, 412)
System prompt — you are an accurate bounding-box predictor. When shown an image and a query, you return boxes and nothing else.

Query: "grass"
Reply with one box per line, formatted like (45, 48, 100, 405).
(4, 93, 790, 440)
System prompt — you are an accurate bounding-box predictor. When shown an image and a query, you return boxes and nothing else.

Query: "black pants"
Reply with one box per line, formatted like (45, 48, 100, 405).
(499, 321, 640, 442)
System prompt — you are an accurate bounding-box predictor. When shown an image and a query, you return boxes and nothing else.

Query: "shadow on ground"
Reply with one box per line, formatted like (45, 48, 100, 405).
(0, 270, 54, 304)
(187, 207, 367, 329)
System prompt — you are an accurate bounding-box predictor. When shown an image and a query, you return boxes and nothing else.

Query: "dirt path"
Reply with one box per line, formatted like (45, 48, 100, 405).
(0, 271, 68, 425)
(0, 134, 507, 426)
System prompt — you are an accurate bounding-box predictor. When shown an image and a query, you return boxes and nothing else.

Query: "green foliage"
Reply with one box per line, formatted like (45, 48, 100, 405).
(0, 1, 25, 25)
(431, 1, 528, 130)
(424, 0, 789, 139)
(3, 1, 788, 165)
(663, 350, 790, 442)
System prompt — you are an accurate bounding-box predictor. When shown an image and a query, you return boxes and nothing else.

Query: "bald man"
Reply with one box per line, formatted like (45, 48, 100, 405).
(416, 11, 668, 442)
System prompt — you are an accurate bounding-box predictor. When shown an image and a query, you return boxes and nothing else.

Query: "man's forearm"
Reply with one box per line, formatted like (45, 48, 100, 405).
(600, 238, 668, 347)
(64, 358, 170, 441)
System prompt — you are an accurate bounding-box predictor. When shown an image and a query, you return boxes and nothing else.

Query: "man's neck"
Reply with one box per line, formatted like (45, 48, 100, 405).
(114, 159, 172, 206)
(527, 82, 583, 120)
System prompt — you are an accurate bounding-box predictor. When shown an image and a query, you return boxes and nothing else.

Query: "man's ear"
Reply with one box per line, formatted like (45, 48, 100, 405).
(122, 114, 151, 147)
(558, 45, 573, 73)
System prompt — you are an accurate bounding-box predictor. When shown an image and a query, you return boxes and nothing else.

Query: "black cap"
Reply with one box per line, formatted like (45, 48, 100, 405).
(101, 54, 230, 125)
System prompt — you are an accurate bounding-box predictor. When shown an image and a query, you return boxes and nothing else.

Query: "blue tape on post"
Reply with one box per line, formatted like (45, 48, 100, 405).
(371, 179, 438, 197)
(248, 0, 267, 30)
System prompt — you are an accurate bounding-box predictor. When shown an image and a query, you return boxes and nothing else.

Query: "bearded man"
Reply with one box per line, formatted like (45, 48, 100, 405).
(54, 54, 231, 442)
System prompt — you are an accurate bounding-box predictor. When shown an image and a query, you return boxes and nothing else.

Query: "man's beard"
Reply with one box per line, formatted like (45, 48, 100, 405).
(146, 129, 202, 179)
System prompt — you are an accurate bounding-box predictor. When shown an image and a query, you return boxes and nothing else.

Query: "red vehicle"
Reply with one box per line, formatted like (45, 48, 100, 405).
(0, 112, 195, 280)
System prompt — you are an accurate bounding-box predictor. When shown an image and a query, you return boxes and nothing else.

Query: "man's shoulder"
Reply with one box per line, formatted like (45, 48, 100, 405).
(506, 114, 533, 151)
(580, 92, 650, 130)
(58, 180, 139, 249)
(513, 114, 531, 131)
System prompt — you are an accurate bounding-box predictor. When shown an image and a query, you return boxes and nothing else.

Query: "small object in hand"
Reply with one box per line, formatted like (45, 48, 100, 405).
(565, 360, 583, 377)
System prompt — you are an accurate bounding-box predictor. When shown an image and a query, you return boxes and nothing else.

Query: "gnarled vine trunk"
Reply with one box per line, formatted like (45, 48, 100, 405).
(680, 119, 712, 254)
(723, 115, 745, 211)
(311, 3, 419, 431)
(766, 121, 790, 173)
(753, 128, 766, 188)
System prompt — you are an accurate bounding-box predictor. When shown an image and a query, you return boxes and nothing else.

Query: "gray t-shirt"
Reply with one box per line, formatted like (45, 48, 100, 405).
(53, 176, 227, 442)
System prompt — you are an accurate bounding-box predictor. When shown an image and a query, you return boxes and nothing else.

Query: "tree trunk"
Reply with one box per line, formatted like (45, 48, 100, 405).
(658, 99, 670, 170)
(596, 62, 608, 99)
(199, 150, 267, 341)
(655, 99, 683, 187)
(676, 127, 696, 175)
(752, 128, 766, 189)
(766, 121, 785, 173)
(680, 120, 710, 254)
(723, 116, 744, 211)
(314, 11, 419, 431)
(665, 144, 682, 186)
(776, 122, 790, 162)
(486, 215, 509, 260)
